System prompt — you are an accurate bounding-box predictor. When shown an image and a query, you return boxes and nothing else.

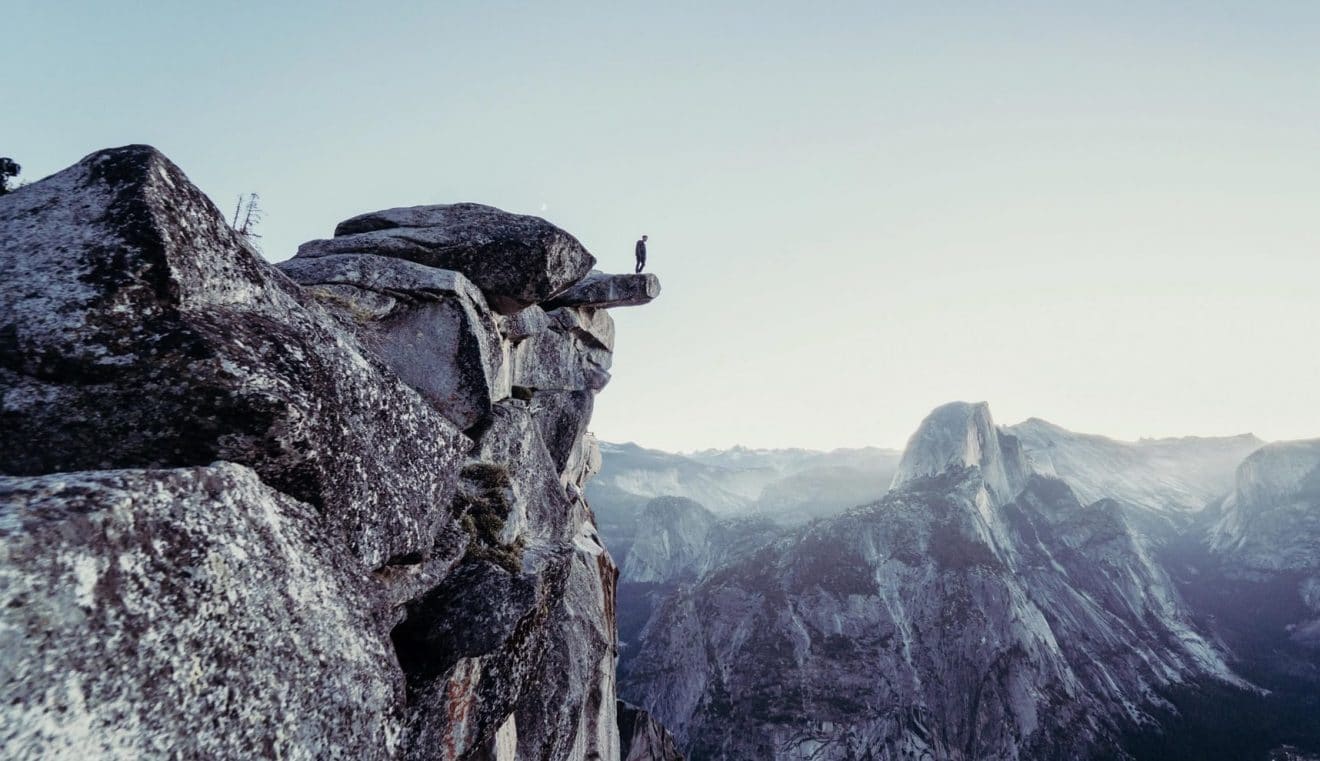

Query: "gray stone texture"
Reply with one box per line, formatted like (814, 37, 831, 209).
(0, 145, 664, 761)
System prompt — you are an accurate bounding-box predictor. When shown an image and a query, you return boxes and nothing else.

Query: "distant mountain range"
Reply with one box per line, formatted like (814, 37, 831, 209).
(586, 441, 902, 565)
(596, 404, 1320, 760)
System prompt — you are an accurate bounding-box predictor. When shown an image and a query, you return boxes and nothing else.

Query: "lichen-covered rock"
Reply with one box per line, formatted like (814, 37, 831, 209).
(0, 145, 666, 761)
(617, 702, 685, 761)
(295, 203, 596, 314)
(278, 254, 509, 430)
(474, 401, 577, 546)
(0, 145, 469, 568)
(546, 271, 661, 309)
(0, 464, 401, 760)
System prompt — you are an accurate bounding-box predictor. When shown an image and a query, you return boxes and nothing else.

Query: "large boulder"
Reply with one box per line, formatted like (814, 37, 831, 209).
(278, 254, 509, 431)
(0, 145, 469, 568)
(295, 203, 596, 314)
(0, 464, 401, 760)
(391, 554, 572, 761)
(545, 271, 661, 309)
(530, 389, 595, 477)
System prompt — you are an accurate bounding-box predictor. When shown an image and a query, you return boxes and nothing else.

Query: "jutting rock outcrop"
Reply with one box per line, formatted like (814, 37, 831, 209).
(0, 145, 660, 760)
(296, 202, 597, 314)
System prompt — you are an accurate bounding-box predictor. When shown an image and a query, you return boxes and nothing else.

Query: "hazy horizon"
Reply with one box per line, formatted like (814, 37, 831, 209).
(602, 403, 1276, 455)
(11, 2, 1318, 451)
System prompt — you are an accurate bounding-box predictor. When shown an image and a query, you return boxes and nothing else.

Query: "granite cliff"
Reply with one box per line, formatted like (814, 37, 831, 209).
(0, 146, 665, 760)
(620, 402, 1247, 759)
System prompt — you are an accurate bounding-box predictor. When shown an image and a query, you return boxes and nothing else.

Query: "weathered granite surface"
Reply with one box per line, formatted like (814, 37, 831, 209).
(296, 203, 597, 314)
(621, 403, 1247, 760)
(0, 145, 662, 760)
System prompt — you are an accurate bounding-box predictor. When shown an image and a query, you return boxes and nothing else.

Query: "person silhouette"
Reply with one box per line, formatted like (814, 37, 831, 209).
(635, 234, 648, 273)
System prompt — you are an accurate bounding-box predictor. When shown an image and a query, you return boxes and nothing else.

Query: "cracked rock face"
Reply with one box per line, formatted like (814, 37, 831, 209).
(546, 271, 661, 309)
(296, 203, 597, 314)
(278, 254, 510, 431)
(0, 145, 470, 568)
(0, 145, 662, 761)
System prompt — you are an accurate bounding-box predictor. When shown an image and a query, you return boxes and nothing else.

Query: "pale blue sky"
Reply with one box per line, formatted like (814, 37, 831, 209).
(9, 2, 1319, 450)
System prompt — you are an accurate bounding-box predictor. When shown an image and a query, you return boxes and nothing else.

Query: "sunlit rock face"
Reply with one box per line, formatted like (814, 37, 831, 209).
(623, 497, 724, 584)
(1210, 440, 1320, 569)
(621, 497, 779, 585)
(0, 146, 659, 760)
(621, 402, 1244, 760)
(1207, 440, 1320, 646)
(892, 401, 1030, 508)
(1008, 418, 1264, 518)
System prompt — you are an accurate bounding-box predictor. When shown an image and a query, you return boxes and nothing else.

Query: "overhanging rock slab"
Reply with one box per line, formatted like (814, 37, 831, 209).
(545, 271, 661, 309)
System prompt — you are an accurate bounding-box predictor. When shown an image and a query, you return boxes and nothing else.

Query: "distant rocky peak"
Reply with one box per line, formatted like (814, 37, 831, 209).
(891, 401, 1029, 506)
(1211, 439, 1320, 563)
(1231, 439, 1320, 508)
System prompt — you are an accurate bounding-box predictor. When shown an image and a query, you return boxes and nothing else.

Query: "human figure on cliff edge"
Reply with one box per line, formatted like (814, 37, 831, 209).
(635, 234, 648, 273)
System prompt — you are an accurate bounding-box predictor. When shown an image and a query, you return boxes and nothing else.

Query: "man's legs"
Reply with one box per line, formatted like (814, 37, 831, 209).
(635, 257, 645, 273)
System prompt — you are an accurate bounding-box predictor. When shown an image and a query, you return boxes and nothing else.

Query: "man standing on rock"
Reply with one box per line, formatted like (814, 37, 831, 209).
(635, 234, 648, 273)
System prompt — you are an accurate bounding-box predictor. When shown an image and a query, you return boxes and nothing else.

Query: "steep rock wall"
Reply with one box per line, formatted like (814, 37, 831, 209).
(0, 146, 660, 760)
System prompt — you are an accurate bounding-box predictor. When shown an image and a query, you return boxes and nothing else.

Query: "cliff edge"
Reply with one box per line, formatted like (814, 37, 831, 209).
(0, 145, 661, 760)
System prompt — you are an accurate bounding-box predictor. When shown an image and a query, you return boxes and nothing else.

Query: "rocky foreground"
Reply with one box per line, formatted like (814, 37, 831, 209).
(0, 146, 671, 760)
